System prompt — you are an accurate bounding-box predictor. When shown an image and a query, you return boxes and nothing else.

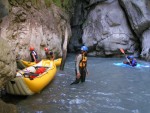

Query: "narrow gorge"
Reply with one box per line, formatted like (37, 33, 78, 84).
(0, 0, 150, 112)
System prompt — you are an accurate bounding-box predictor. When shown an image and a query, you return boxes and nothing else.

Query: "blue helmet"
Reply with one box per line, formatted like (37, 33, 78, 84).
(81, 46, 88, 52)
(127, 55, 134, 59)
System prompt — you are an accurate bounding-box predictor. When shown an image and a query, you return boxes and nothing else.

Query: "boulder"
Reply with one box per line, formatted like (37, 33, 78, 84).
(120, 0, 150, 60)
(82, 0, 139, 56)
(140, 29, 150, 61)
(120, 0, 150, 35)
(0, 100, 17, 113)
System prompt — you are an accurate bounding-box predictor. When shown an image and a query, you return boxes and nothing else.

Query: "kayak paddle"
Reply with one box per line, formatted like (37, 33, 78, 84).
(119, 48, 131, 65)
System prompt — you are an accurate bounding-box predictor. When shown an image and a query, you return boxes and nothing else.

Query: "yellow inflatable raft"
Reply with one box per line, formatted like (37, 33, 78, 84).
(6, 59, 57, 96)
(21, 58, 62, 67)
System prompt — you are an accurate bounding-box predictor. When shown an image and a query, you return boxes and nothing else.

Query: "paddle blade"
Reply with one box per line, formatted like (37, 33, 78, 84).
(120, 48, 125, 54)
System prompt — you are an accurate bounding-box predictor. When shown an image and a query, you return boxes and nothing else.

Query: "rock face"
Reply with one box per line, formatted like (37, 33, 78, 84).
(70, 0, 150, 60)
(68, 0, 88, 52)
(0, 38, 16, 89)
(0, 0, 71, 61)
(0, 1, 17, 111)
(120, 0, 150, 35)
(120, 0, 150, 60)
(82, 0, 139, 56)
(0, 38, 17, 113)
(0, 0, 9, 19)
(141, 29, 150, 60)
(0, 100, 17, 113)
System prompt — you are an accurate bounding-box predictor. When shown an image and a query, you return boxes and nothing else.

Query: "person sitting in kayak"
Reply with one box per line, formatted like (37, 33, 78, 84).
(123, 55, 137, 67)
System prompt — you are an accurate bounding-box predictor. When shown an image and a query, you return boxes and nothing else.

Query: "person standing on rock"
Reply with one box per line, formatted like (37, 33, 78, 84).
(30, 47, 38, 62)
(70, 46, 89, 85)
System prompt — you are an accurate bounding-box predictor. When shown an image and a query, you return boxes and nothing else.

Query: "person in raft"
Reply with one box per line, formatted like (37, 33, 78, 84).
(70, 45, 89, 85)
(44, 47, 55, 60)
(123, 55, 137, 67)
(29, 47, 38, 62)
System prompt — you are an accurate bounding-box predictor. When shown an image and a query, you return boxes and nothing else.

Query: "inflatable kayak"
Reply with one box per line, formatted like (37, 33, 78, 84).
(6, 59, 57, 96)
(113, 62, 150, 68)
(20, 58, 62, 67)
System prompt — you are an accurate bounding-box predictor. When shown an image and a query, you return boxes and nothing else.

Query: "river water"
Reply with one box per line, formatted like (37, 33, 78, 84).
(2, 54, 150, 113)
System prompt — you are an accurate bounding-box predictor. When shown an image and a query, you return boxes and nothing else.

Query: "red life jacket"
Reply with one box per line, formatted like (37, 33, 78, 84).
(35, 67, 46, 74)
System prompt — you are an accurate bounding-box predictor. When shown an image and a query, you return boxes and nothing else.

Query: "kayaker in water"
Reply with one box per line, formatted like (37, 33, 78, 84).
(30, 47, 38, 62)
(70, 45, 89, 85)
(123, 55, 137, 67)
(44, 47, 55, 60)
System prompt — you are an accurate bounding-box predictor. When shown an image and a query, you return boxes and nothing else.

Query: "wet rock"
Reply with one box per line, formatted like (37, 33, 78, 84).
(0, 99, 17, 113)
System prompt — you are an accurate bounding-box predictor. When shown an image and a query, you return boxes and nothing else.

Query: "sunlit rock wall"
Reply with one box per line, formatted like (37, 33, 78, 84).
(70, 0, 150, 60)
(82, 0, 139, 56)
(0, 38, 16, 89)
(0, 0, 71, 61)
(120, 0, 150, 60)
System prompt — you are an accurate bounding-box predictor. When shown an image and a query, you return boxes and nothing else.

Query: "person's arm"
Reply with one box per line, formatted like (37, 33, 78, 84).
(32, 53, 37, 62)
(76, 54, 82, 78)
(52, 54, 55, 60)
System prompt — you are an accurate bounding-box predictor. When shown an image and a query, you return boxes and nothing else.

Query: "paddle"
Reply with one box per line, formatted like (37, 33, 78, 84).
(120, 48, 131, 66)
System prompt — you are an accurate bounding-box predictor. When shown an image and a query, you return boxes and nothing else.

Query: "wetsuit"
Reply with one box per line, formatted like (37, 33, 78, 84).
(71, 53, 87, 85)
(30, 50, 38, 62)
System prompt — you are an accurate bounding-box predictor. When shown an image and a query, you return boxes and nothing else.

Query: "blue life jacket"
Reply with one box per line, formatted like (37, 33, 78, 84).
(127, 55, 137, 67)
(131, 59, 137, 66)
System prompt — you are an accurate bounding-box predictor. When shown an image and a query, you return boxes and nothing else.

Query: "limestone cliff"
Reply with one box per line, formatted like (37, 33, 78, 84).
(69, 0, 150, 60)
(0, 0, 71, 60)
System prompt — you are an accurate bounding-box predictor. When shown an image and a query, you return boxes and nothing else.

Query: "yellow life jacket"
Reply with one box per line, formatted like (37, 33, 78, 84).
(79, 55, 87, 68)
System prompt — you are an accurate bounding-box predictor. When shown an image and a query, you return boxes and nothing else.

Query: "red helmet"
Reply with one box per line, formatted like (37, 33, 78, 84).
(30, 47, 34, 51)
(44, 47, 49, 51)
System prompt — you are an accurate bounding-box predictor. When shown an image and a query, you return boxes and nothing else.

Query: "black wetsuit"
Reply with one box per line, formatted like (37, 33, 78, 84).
(30, 50, 38, 62)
